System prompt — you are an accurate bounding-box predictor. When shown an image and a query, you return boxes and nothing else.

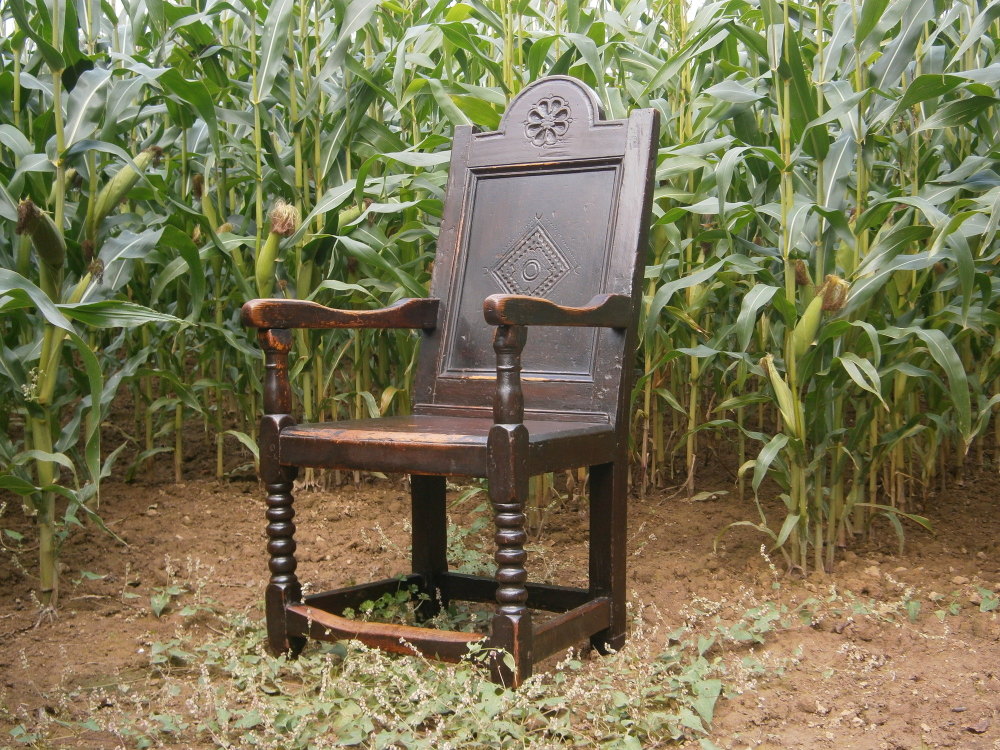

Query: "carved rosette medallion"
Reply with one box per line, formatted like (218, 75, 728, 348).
(490, 219, 571, 297)
(524, 95, 572, 147)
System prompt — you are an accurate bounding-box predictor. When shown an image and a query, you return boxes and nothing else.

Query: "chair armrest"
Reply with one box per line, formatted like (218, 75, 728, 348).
(242, 297, 439, 330)
(483, 293, 631, 328)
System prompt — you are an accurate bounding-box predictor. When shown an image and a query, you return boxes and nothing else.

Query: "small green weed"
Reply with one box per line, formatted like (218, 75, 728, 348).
(975, 587, 999, 613)
(343, 585, 422, 623)
(148, 556, 222, 619)
(342, 582, 491, 633)
(446, 499, 494, 576)
(5, 600, 784, 748)
(150, 584, 187, 618)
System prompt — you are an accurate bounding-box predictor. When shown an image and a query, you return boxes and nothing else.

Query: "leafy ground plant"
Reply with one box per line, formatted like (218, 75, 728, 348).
(2, 0, 998, 601)
(2, 601, 759, 749)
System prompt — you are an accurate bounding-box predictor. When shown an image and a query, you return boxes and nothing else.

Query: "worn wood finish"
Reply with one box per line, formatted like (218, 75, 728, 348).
(242, 76, 659, 687)
(491, 324, 527, 424)
(257, 328, 304, 657)
(485, 324, 533, 683)
(286, 604, 483, 662)
(589, 460, 627, 652)
(486, 420, 532, 683)
(277, 415, 615, 476)
(410, 474, 448, 618)
(412, 77, 658, 425)
(438, 572, 592, 612)
(242, 297, 439, 330)
(259, 328, 293, 415)
(533, 598, 611, 662)
(483, 293, 631, 328)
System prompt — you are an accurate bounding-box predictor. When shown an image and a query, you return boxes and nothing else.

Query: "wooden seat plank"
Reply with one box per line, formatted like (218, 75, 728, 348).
(279, 415, 615, 476)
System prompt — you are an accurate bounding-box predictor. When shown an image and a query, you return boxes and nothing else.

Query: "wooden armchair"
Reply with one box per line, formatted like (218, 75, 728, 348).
(242, 76, 658, 686)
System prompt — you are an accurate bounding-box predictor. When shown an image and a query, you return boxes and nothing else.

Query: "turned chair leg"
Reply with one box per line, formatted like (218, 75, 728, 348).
(487, 423, 533, 687)
(411, 474, 448, 619)
(257, 330, 305, 656)
(589, 459, 626, 653)
(263, 462, 305, 657)
(260, 410, 305, 657)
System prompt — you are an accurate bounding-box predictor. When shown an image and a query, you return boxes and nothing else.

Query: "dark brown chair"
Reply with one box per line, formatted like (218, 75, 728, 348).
(242, 76, 658, 686)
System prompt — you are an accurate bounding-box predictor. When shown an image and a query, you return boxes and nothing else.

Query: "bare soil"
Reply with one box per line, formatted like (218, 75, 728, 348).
(1, 436, 998, 749)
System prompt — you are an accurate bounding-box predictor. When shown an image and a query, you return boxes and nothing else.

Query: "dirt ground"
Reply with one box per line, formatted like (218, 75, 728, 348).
(1, 435, 998, 749)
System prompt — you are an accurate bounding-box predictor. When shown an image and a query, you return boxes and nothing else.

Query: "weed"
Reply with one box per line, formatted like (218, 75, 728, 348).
(149, 556, 222, 620)
(150, 584, 188, 618)
(975, 587, 999, 613)
(446, 501, 493, 576)
(3, 596, 802, 748)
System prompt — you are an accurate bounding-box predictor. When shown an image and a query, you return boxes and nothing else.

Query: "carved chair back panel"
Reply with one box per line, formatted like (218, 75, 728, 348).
(412, 77, 656, 425)
(445, 166, 618, 377)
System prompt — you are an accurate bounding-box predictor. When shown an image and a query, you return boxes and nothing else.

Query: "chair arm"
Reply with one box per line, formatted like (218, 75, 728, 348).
(242, 297, 439, 330)
(483, 293, 631, 328)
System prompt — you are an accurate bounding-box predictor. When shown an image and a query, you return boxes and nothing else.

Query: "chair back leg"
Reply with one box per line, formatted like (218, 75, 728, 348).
(589, 459, 627, 653)
(410, 474, 449, 619)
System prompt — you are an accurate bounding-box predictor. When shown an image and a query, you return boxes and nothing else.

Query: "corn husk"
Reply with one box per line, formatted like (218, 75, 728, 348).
(789, 293, 824, 360)
(255, 200, 300, 298)
(255, 232, 280, 297)
(88, 147, 161, 238)
(16, 200, 65, 274)
(762, 354, 801, 439)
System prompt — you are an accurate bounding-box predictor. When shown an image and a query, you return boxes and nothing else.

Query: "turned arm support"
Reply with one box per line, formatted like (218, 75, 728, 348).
(485, 294, 631, 426)
(491, 325, 527, 425)
(242, 297, 440, 330)
(247, 298, 438, 417)
(483, 293, 631, 329)
(259, 328, 294, 416)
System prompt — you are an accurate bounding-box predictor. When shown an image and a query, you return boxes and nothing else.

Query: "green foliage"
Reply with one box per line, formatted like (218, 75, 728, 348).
(976, 587, 999, 613)
(11, 547, 981, 746)
(4, 605, 745, 748)
(1, 0, 998, 601)
(447, 496, 495, 576)
(149, 583, 188, 618)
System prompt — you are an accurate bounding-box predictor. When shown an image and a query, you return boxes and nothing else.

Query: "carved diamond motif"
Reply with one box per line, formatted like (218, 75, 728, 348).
(490, 219, 571, 297)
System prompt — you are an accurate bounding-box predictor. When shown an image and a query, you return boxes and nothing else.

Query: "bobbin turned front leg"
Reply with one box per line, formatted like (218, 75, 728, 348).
(262, 437, 303, 656)
(258, 329, 305, 656)
(487, 423, 532, 686)
(487, 324, 533, 687)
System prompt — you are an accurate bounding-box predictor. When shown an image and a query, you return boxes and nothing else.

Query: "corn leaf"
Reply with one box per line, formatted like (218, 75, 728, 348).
(253, 0, 294, 105)
(883, 326, 972, 447)
(57, 300, 184, 328)
(63, 68, 113, 148)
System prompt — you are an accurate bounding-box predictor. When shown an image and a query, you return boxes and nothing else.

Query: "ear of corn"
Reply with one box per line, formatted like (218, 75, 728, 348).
(86, 147, 161, 241)
(789, 293, 824, 362)
(16, 200, 65, 273)
(256, 200, 300, 297)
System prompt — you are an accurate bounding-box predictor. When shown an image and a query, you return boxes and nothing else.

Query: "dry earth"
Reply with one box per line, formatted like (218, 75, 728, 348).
(1, 438, 998, 749)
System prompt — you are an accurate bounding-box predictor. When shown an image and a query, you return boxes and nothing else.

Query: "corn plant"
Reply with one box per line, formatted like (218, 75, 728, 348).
(0, 0, 185, 605)
(643, 0, 999, 570)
